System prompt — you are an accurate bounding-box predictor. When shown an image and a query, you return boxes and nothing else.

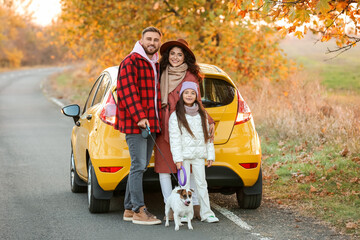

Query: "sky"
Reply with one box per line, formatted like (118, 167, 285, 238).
(28, 0, 61, 26)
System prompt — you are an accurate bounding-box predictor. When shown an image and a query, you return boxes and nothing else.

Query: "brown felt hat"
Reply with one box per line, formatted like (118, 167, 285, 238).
(160, 39, 196, 61)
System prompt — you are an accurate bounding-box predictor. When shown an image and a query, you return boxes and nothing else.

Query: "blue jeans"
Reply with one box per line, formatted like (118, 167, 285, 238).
(124, 133, 156, 212)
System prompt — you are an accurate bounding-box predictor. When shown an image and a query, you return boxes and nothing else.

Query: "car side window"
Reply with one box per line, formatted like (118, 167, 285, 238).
(83, 75, 104, 114)
(200, 78, 235, 108)
(92, 74, 110, 107)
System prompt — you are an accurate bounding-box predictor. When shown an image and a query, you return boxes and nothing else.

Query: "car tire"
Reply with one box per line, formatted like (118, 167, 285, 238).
(70, 149, 87, 193)
(236, 169, 262, 209)
(87, 160, 110, 213)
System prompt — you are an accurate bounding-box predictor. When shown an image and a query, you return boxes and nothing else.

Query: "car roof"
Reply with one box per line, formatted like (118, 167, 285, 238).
(103, 63, 232, 85)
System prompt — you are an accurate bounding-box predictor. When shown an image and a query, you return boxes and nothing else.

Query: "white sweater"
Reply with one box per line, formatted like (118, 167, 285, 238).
(169, 112, 215, 163)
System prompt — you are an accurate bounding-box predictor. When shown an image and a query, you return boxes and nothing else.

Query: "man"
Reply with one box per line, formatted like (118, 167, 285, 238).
(114, 26, 162, 225)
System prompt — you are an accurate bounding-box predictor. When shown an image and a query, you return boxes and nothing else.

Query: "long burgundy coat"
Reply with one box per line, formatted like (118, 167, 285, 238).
(154, 71, 214, 173)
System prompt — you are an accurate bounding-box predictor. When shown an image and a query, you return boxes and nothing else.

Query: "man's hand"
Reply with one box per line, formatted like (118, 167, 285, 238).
(207, 160, 213, 168)
(176, 162, 182, 170)
(209, 123, 215, 142)
(138, 118, 150, 129)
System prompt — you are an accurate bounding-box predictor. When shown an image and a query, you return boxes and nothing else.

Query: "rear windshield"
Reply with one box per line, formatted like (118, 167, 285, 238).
(200, 78, 235, 108)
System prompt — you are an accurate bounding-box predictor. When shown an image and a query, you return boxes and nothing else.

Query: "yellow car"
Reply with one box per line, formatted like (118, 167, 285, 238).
(62, 64, 262, 213)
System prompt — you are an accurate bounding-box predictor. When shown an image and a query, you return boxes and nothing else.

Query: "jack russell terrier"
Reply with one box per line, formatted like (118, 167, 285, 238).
(165, 186, 194, 231)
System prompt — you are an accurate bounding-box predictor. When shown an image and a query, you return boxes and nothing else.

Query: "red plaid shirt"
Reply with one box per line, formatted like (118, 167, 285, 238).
(114, 52, 161, 134)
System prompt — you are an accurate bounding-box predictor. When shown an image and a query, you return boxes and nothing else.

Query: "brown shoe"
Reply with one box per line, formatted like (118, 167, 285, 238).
(123, 209, 134, 221)
(163, 209, 174, 221)
(132, 206, 161, 225)
(194, 205, 201, 220)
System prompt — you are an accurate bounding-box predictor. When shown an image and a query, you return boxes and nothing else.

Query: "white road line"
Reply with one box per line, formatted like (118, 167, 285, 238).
(211, 202, 273, 240)
(211, 202, 253, 230)
(50, 97, 65, 108)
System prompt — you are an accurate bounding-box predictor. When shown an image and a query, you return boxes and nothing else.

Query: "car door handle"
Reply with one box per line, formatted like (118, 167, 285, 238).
(86, 114, 92, 120)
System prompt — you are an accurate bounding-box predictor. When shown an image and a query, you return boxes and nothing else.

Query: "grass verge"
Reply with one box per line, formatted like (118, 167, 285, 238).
(240, 72, 360, 237)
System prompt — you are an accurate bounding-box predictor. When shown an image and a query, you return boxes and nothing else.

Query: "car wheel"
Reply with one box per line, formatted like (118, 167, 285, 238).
(236, 169, 262, 209)
(87, 160, 110, 213)
(70, 149, 86, 193)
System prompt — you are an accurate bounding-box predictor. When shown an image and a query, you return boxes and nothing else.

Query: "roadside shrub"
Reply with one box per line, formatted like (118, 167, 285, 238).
(240, 72, 360, 154)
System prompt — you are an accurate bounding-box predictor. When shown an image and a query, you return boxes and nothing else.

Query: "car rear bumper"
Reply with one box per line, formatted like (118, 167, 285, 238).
(112, 165, 258, 192)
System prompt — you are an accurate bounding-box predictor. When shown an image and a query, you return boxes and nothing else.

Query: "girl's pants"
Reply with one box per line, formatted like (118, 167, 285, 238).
(159, 173, 199, 205)
(183, 158, 215, 221)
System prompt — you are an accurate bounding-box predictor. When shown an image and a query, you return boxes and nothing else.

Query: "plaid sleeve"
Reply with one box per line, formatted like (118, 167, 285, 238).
(117, 57, 147, 124)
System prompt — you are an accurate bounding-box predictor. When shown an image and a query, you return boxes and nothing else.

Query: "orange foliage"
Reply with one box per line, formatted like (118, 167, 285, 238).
(0, 1, 65, 68)
(228, 0, 360, 52)
(57, 0, 295, 83)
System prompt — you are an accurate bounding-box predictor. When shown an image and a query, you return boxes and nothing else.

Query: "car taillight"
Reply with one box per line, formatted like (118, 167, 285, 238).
(239, 163, 258, 169)
(99, 92, 116, 126)
(99, 167, 123, 173)
(235, 89, 252, 125)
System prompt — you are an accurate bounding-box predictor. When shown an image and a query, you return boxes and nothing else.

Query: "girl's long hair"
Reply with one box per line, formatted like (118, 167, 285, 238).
(160, 46, 203, 83)
(175, 96, 210, 143)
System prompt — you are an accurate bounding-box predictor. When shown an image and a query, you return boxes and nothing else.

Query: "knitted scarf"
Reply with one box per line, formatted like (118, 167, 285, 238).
(184, 103, 199, 116)
(160, 63, 188, 106)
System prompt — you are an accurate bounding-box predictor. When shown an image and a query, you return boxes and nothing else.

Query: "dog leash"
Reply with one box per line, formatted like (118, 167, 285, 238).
(141, 125, 187, 187)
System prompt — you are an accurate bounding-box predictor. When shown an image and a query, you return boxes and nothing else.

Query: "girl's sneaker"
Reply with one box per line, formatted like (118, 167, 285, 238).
(204, 215, 219, 223)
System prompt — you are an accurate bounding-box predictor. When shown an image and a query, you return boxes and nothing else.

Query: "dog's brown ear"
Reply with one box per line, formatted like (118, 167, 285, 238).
(177, 189, 183, 194)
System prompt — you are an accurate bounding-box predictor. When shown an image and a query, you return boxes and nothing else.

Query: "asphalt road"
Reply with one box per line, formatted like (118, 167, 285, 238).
(0, 68, 351, 240)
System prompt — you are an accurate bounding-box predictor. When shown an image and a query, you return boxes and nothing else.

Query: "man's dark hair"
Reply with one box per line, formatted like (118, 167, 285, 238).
(142, 26, 162, 37)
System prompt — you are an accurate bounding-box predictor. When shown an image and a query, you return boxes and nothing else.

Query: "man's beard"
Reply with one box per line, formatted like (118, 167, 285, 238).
(143, 45, 159, 55)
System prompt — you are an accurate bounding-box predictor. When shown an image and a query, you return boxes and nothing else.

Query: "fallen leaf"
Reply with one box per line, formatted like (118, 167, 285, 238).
(340, 147, 349, 157)
(346, 222, 357, 229)
(310, 185, 317, 193)
(350, 177, 359, 183)
(352, 157, 360, 164)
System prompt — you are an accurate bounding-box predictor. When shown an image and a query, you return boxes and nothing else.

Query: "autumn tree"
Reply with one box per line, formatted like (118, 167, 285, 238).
(0, 1, 25, 67)
(228, 0, 360, 54)
(0, 0, 64, 68)
(58, 0, 295, 83)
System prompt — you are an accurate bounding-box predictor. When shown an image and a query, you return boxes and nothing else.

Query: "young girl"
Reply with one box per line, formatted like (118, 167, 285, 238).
(168, 81, 219, 223)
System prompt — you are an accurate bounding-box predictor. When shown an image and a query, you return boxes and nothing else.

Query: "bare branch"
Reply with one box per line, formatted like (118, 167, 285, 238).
(325, 36, 360, 58)
(163, 0, 180, 17)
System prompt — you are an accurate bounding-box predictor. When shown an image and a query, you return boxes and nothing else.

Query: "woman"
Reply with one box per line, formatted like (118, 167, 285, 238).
(154, 39, 214, 220)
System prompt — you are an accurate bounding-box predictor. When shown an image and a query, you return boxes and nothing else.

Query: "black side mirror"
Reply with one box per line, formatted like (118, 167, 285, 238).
(61, 104, 80, 125)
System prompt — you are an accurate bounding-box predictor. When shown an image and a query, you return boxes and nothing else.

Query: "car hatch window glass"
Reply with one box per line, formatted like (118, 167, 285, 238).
(200, 78, 235, 108)
(83, 75, 104, 114)
(92, 74, 110, 107)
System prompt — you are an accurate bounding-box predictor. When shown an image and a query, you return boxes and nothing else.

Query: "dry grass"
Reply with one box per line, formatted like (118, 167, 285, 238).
(239, 73, 360, 236)
(47, 64, 102, 106)
(240, 72, 360, 154)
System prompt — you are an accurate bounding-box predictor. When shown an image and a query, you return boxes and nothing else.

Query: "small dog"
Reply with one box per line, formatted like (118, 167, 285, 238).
(165, 186, 194, 231)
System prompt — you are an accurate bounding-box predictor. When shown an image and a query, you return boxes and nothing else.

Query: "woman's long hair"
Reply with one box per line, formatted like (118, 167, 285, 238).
(160, 46, 203, 82)
(175, 96, 210, 143)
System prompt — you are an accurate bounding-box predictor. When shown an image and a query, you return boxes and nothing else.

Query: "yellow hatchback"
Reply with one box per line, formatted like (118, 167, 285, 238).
(62, 64, 262, 213)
